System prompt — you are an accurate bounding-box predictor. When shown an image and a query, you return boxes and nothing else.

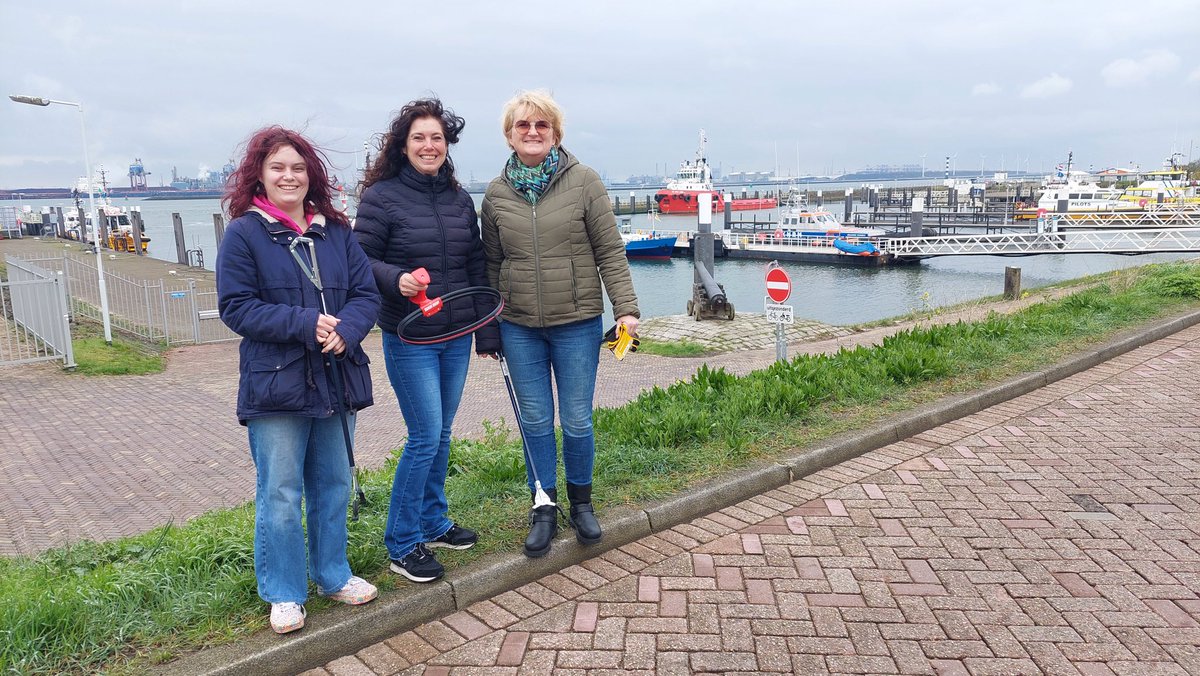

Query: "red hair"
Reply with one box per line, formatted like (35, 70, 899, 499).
(223, 126, 348, 226)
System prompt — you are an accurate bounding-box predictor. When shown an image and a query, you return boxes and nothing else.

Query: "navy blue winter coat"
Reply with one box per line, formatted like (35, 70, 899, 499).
(217, 209, 381, 423)
(354, 163, 500, 352)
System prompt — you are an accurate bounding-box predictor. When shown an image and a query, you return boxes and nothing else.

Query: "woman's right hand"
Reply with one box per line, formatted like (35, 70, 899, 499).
(398, 271, 428, 298)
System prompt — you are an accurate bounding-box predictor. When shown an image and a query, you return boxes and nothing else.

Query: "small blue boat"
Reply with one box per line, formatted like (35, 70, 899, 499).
(624, 235, 677, 260)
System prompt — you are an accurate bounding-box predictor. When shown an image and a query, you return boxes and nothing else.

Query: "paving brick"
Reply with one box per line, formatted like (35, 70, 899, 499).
(491, 590, 544, 619)
(385, 631, 440, 665)
(495, 631, 529, 667)
(556, 649, 622, 669)
(537, 572, 587, 600)
(690, 651, 757, 672)
(324, 657, 374, 676)
(442, 611, 491, 641)
(426, 632, 503, 667)
(621, 632, 656, 670)
(573, 601, 598, 632)
(355, 643, 410, 674)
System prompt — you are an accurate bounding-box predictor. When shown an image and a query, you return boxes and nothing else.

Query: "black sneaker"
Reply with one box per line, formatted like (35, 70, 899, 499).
(426, 524, 478, 550)
(390, 543, 444, 583)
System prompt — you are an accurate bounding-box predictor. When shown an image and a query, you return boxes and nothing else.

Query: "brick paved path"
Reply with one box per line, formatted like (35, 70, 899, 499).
(313, 327, 1200, 675)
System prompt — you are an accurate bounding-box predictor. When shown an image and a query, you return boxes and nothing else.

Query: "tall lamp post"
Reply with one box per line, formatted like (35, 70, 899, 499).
(10, 94, 112, 343)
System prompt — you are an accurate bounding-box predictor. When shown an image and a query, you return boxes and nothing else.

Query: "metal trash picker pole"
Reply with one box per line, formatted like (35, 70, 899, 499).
(498, 354, 556, 509)
(287, 236, 367, 519)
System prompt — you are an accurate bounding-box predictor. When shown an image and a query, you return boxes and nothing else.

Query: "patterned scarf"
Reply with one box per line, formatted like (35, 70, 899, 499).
(505, 146, 560, 204)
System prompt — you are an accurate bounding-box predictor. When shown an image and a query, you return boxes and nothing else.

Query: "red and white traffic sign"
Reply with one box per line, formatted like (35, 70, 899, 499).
(765, 266, 791, 303)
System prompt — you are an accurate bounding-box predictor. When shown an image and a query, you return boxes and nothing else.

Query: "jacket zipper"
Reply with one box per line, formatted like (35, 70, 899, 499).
(431, 190, 449, 322)
(531, 203, 543, 326)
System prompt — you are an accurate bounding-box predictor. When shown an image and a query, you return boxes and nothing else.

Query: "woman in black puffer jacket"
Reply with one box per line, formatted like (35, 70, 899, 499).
(355, 98, 498, 584)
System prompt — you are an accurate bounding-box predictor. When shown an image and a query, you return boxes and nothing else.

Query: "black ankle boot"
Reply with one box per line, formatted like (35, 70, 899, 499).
(524, 487, 558, 558)
(567, 483, 602, 545)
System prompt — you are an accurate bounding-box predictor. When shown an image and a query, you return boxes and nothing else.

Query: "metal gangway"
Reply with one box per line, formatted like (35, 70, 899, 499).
(882, 227, 1200, 260)
(1048, 207, 1200, 229)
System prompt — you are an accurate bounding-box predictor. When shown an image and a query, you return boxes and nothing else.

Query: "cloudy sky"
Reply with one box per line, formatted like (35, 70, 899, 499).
(3, 0, 1198, 189)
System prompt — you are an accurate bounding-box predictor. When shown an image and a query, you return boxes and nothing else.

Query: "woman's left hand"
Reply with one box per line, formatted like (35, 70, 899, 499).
(616, 314, 639, 337)
(321, 330, 346, 355)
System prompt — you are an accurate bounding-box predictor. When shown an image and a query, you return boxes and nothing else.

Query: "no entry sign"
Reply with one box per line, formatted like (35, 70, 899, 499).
(765, 266, 791, 303)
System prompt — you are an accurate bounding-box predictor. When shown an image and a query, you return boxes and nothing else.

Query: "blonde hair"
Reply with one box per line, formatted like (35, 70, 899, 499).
(500, 89, 564, 147)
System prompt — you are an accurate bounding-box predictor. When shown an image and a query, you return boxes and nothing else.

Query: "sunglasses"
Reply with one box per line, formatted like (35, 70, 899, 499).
(513, 120, 552, 134)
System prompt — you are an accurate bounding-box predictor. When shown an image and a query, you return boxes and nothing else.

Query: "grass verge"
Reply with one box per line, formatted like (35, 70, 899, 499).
(70, 321, 166, 376)
(3, 262, 1200, 673)
(636, 336, 709, 357)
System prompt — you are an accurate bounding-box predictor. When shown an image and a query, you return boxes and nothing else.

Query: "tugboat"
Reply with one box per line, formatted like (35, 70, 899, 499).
(654, 130, 776, 215)
(654, 130, 720, 215)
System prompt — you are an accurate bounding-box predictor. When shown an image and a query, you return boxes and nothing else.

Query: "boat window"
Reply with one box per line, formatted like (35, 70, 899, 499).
(1080, 194, 1092, 200)
(1068, 194, 1079, 199)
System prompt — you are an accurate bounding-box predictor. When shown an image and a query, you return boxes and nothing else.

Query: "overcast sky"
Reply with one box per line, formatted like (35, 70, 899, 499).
(3, 0, 1199, 189)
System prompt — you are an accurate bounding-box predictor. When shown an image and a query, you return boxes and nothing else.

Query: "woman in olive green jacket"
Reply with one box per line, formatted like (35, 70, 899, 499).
(480, 89, 639, 559)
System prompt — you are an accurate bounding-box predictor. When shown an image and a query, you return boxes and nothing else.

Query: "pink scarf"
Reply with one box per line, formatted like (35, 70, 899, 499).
(252, 195, 313, 234)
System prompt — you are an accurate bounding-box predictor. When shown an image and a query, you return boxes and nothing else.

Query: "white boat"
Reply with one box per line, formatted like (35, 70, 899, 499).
(1035, 181, 1137, 214)
(64, 168, 150, 252)
(1027, 153, 1141, 216)
(1118, 155, 1199, 207)
(732, 188, 886, 257)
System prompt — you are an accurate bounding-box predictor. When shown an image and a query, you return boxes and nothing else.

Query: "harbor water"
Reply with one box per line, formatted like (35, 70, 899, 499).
(10, 196, 1193, 326)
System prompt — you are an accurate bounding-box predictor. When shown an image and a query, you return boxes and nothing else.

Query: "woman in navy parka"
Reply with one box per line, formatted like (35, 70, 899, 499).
(217, 126, 381, 634)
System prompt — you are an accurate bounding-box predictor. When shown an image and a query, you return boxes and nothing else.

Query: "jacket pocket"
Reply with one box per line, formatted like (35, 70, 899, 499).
(340, 348, 374, 411)
(570, 259, 579, 310)
(246, 345, 308, 412)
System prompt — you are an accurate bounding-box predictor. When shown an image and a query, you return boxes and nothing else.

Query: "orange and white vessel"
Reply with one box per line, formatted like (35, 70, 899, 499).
(654, 130, 776, 214)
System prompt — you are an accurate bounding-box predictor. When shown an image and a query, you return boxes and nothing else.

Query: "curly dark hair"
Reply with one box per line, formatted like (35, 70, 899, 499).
(223, 126, 348, 226)
(361, 98, 465, 192)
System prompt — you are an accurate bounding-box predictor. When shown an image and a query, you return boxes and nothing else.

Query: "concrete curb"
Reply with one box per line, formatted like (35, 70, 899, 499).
(165, 307, 1200, 675)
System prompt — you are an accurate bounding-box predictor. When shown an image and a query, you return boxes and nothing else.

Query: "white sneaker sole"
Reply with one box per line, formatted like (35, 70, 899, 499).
(425, 539, 476, 550)
(390, 561, 443, 583)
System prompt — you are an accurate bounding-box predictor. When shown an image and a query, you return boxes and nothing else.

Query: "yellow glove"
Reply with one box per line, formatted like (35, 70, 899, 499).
(603, 324, 639, 361)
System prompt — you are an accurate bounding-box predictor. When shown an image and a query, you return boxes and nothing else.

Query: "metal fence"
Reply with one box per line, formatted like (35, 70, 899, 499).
(0, 206, 21, 239)
(11, 253, 238, 346)
(1, 256, 75, 367)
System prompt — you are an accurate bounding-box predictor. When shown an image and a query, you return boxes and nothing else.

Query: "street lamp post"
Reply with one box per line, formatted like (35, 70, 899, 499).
(10, 94, 112, 343)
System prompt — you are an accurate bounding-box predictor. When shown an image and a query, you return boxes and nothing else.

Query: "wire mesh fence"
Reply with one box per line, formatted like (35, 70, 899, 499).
(9, 252, 237, 345)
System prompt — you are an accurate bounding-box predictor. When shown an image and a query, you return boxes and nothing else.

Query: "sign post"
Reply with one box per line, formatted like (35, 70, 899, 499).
(764, 262, 793, 362)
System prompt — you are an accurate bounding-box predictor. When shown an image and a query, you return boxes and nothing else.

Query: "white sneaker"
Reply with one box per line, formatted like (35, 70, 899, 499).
(321, 575, 378, 605)
(270, 602, 306, 634)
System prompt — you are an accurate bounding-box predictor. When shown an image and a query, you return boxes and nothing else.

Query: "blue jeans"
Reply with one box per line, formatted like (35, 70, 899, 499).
(246, 413, 354, 604)
(381, 331, 471, 559)
(499, 316, 602, 494)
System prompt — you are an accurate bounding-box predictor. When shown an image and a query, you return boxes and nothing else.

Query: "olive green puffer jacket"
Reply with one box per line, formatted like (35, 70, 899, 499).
(481, 147, 640, 328)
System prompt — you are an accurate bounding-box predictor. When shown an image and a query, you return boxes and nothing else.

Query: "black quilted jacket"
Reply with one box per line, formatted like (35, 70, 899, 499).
(354, 163, 499, 351)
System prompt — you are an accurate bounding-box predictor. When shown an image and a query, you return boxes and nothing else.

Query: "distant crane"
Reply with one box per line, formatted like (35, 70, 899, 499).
(128, 158, 149, 191)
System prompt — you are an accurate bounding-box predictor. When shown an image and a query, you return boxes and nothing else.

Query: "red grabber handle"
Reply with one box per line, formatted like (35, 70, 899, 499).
(410, 268, 443, 317)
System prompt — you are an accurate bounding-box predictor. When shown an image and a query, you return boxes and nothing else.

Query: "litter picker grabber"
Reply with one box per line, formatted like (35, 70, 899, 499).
(288, 236, 367, 520)
(498, 354, 556, 510)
